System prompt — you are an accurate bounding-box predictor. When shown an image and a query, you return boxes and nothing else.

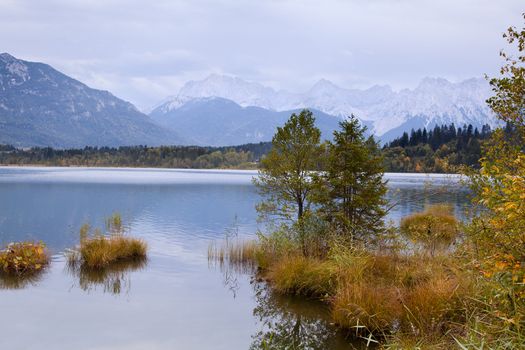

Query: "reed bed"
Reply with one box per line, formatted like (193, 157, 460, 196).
(208, 237, 473, 346)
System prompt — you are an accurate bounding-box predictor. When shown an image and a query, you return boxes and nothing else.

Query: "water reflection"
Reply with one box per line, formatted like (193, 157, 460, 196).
(386, 182, 471, 222)
(66, 257, 147, 295)
(249, 281, 367, 350)
(0, 270, 47, 290)
(0, 168, 474, 350)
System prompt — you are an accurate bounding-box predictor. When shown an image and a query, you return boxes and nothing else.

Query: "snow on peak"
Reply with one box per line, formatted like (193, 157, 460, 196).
(177, 74, 278, 110)
(309, 78, 340, 93)
(153, 74, 495, 137)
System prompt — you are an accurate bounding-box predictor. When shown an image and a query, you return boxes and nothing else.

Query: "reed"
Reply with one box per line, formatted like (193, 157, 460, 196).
(68, 214, 147, 269)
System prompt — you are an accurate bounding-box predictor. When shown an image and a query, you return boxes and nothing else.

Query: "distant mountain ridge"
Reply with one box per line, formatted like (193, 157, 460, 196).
(0, 53, 497, 148)
(150, 96, 343, 146)
(153, 74, 496, 140)
(0, 53, 184, 148)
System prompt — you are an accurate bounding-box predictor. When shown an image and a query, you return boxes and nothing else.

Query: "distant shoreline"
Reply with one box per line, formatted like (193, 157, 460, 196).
(0, 164, 464, 177)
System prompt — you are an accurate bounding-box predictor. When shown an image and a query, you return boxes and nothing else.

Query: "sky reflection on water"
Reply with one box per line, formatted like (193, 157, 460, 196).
(0, 167, 470, 349)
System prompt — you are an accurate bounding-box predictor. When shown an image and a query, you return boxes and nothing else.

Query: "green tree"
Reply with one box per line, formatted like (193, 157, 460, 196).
(254, 109, 322, 224)
(317, 116, 387, 243)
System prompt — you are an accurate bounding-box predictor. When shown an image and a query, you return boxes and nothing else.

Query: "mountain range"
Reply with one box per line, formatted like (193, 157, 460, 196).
(150, 97, 342, 146)
(0, 53, 497, 148)
(152, 74, 496, 142)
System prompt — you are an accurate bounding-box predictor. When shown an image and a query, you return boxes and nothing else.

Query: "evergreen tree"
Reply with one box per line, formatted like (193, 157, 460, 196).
(317, 116, 387, 243)
(399, 132, 409, 147)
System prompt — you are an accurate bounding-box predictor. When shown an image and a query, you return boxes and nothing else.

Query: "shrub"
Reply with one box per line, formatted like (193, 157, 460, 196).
(0, 241, 50, 276)
(400, 204, 459, 256)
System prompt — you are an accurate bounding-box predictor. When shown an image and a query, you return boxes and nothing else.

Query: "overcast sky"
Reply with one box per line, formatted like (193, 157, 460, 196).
(0, 0, 523, 110)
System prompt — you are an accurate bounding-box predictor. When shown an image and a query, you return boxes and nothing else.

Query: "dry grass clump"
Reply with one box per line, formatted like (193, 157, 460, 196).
(400, 204, 459, 256)
(70, 234, 147, 269)
(331, 253, 469, 338)
(214, 240, 470, 342)
(266, 255, 337, 297)
(332, 279, 403, 332)
(68, 214, 147, 269)
(207, 209, 472, 346)
(0, 241, 50, 276)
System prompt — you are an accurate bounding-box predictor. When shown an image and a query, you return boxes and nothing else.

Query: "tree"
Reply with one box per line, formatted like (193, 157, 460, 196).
(317, 116, 387, 243)
(466, 13, 525, 333)
(254, 109, 322, 225)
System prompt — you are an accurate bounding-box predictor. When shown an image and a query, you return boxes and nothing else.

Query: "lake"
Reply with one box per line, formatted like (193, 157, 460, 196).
(0, 167, 470, 349)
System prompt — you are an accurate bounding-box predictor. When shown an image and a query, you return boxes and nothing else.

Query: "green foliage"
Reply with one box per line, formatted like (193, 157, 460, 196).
(0, 144, 264, 169)
(254, 109, 324, 255)
(400, 204, 459, 256)
(383, 123, 491, 173)
(0, 241, 50, 276)
(316, 116, 387, 244)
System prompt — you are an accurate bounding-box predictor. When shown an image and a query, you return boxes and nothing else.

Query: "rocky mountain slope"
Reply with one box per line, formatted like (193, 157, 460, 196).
(0, 53, 183, 148)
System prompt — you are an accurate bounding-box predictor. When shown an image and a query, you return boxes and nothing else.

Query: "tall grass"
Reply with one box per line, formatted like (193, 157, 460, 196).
(208, 235, 473, 346)
(68, 213, 147, 269)
(208, 239, 259, 274)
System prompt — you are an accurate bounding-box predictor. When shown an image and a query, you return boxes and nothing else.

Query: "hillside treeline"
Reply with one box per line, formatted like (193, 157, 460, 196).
(382, 123, 492, 172)
(0, 143, 272, 169)
(0, 124, 495, 173)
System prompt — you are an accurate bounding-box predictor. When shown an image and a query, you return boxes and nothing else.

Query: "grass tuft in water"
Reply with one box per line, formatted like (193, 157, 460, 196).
(0, 241, 50, 276)
(68, 213, 147, 269)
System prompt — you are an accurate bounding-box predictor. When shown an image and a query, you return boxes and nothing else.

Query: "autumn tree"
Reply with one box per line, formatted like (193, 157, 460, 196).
(466, 13, 525, 334)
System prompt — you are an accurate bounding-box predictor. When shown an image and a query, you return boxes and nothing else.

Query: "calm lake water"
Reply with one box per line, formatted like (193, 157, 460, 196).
(0, 167, 470, 350)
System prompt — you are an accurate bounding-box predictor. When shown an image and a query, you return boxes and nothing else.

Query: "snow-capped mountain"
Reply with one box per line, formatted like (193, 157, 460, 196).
(153, 74, 495, 140)
(0, 53, 184, 148)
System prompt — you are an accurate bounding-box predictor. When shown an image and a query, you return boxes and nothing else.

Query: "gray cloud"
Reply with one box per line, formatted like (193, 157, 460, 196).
(0, 0, 523, 110)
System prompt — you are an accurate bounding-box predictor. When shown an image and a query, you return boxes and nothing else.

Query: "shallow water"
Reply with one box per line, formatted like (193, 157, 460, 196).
(0, 167, 470, 349)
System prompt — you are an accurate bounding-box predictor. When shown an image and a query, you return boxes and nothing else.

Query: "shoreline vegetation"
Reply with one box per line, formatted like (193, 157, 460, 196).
(209, 17, 525, 347)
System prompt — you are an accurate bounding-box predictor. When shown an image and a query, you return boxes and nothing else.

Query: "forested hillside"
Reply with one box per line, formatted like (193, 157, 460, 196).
(0, 143, 272, 169)
(382, 123, 492, 172)
(0, 123, 496, 173)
